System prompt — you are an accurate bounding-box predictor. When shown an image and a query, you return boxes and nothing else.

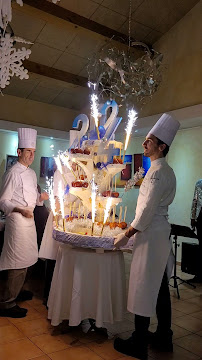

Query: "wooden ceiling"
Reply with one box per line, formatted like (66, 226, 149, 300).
(3, 0, 200, 112)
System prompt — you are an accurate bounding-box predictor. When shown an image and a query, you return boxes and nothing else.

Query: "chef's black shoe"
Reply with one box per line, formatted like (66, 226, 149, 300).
(16, 290, 33, 302)
(0, 305, 27, 318)
(114, 336, 148, 360)
(148, 330, 173, 352)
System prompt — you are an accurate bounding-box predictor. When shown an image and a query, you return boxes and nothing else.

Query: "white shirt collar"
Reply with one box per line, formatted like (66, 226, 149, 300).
(150, 157, 166, 167)
(17, 161, 29, 170)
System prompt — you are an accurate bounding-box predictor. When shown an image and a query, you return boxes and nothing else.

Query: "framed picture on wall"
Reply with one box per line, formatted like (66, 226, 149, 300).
(134, 154, 151, 186)
(5, 155, 18, 171)
(40, 157, 56, 178)
(116, 155, 132, 187)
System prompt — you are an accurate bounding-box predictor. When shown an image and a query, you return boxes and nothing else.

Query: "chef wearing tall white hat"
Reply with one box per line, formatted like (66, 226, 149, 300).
(0, 128, 48, 318)
(113, 114, 180, 360)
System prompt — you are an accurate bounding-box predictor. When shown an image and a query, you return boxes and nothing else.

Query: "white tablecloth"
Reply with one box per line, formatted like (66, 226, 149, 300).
(48, 244, 126, 327)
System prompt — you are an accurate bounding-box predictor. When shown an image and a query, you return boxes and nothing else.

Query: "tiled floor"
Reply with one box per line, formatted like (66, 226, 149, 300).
(1, 254, 202, 360)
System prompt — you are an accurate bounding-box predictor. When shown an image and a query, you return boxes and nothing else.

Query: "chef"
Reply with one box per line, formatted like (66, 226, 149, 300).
(0, 128, 48, 318)
(114, 114, 180, 360)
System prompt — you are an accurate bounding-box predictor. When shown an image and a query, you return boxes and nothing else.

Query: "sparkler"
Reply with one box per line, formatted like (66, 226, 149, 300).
(123, 206, 127, 222)
(58, 180, 65, 232)
(112, 205, 116, 223)
(123, 109, 138, 162)
(90, 93, 100, 140)
(78, 203, 81, 219)
(91, 174, 98, 235)
(46, 177, 58, 228)
(54, 155, 68, 185)
(54, 155, 63, 174)
(119, 206, 122, 224)
(101, 197, 112, 236)
(60, 153, 77, 179)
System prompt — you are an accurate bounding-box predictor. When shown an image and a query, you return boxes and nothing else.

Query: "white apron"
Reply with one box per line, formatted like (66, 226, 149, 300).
(0, 170, 38, 270)
(127, 215, 174, 317)
(127, 158, 176, 317)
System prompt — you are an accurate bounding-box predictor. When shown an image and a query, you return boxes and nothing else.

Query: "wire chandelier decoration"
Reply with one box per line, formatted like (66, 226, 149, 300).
(87, 0, 164, 107)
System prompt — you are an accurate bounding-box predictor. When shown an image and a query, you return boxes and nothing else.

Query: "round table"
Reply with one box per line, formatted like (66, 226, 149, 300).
(47, 244, 126, 327)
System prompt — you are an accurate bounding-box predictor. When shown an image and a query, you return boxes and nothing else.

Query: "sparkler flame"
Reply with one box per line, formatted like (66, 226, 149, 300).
(124, 109, 138, 151)
(91, 174, 98, 224)
(54, 155, 63, 174)
(58, 180, 65, 219)
(59, 152, 77, 179)
(46, 177, 56, 216)
(104, 197, 112, 224)
(60, 153, 69, 167)
(90, 93, 99, 129)
(88, 81, 96, 90)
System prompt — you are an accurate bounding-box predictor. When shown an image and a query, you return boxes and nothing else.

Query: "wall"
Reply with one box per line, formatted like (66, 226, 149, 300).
(0, 95, 79, 132)
(118, 126, 202, 261)
(140, 0, 202, 118)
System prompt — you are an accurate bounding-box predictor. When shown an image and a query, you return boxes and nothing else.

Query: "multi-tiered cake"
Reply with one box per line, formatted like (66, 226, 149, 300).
(52, 100, 132, 247)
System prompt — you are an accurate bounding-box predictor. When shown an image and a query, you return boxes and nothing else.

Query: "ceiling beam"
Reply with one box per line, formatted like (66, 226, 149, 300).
(24, 60, 88, 88)
(23, 0, 132, 45)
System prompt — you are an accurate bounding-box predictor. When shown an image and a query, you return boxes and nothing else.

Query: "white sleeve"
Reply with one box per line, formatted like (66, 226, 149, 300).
(0, 171, 17, 215)
(131, 170, 166, 232)
(36, 192, 44, 206)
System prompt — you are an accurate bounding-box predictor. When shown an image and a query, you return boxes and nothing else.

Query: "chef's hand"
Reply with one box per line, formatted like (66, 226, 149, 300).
(39, 192, 49, 201)
(114, 233, 129, 248)
(21, 209, 33, 218)
(13, 208, 33, 218)
(191, 219, 196, 231)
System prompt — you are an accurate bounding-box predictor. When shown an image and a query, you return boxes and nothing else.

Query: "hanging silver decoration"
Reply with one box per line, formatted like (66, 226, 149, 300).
(87, 40, 164, 107)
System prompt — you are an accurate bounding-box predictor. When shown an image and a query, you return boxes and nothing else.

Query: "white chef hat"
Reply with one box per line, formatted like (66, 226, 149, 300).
(147, 113, 180, 146)
(17, 128, 37, 149)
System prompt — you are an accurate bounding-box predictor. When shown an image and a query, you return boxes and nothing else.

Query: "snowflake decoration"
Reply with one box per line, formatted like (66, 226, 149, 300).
(124, 167, 145, 192)
(0, 0, 23, 28)
(0, 33, 31, 89)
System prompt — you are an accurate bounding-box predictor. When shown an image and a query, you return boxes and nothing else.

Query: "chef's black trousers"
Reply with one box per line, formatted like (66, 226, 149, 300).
(0, 268, 27, 309)
(133, 270, 171, 336)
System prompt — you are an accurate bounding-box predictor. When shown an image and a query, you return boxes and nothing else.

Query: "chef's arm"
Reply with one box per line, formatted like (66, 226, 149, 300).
(125, 225, 138, 238)
(0, 172, 16, 215)
(39, 192, 49, 202)
(131, 171, 166, 232)
(114, 226, 138, 248)
(36, 191, 49, 206)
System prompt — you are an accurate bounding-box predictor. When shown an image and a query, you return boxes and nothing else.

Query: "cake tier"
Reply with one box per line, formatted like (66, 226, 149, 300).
(53, 227, 134, 250)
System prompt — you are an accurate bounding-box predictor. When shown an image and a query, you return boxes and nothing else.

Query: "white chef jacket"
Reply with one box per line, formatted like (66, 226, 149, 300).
(0, 162, 42, 270)
(127, 157, 176, 317)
